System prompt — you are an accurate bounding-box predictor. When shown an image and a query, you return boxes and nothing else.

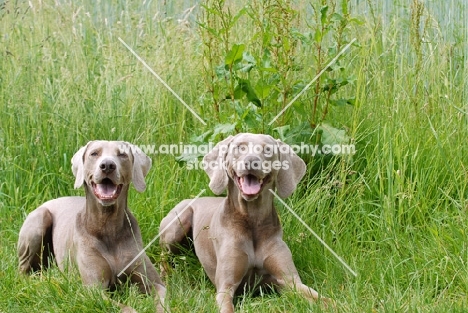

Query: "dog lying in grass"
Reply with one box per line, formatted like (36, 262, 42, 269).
(18, 141, 167, 313)
(160, 133, 328, 312)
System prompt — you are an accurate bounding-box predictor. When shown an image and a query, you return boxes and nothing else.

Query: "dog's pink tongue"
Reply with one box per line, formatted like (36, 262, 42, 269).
(240, 175, 262, 195)
(96, 183, 116, 197)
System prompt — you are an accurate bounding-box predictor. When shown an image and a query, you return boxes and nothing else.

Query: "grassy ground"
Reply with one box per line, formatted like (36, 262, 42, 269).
(1, 0, 467, 312)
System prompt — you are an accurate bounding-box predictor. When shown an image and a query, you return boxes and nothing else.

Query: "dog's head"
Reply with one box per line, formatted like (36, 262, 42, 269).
(203, 133, 306, 201)
(71, 141, 151, 206)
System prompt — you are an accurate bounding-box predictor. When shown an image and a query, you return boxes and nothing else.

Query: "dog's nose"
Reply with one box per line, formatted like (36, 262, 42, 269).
(242, 155, 262, 168)
(99, 159, 116, 174)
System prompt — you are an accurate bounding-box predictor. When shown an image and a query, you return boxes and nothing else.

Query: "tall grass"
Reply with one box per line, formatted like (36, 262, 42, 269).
(1, 0, 467, 312)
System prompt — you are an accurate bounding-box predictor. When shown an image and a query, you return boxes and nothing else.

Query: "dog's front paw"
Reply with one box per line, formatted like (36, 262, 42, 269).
(319, 296, 336, 309)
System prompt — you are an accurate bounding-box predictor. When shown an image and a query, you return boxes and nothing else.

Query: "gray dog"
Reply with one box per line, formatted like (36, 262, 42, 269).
(18, 140, 166, 313)
(160, 133, 327, 313)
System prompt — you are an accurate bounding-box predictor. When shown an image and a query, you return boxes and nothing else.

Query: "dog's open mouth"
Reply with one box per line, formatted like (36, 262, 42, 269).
(236, 174, 265, 196)
(92, 178, 123, 201)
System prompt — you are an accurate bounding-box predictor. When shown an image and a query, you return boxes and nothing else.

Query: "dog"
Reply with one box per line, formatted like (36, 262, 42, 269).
(17, 140, 167, 313)
(159, 133, 327, 313)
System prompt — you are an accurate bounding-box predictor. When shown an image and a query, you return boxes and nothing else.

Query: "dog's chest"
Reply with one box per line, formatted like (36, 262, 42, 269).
(245, 246, 266, 270)
(239, 218, 280, 248)
(241, 241, 279, 289)
(211, 211, 282, 266)
(227, 225, 277, 268)
(89, 236, 140, 272)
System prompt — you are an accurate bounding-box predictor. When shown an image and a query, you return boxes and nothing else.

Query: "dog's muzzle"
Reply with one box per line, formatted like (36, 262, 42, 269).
(92, 178, 123, 201)
(237, 174, 263, 196)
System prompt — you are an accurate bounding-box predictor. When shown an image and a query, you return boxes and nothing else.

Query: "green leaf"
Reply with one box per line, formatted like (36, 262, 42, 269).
(322, 78, 349, 94)
(349, 17, 365, 25)
(175, 151, 203, 164)
(341, 0, 349, 15)
(226, 83, 246, 100)
(243, 113, 261, 129)
(246, 93, 261, 107)
(254, 82, 272, 99)
(322, 78, 337, 93)
(331, 98, 355, 106)
(330, 13, 343, 22)
(292, 100, 307, 116)
(320, 5, 329, 25)
(291, 28, 309, 44)
(215, 64, 229, 79)
(262, 31, 273, 47)
(330, 99, 348, 106)
(262, 48, 272, 68)
(292, 81, 306, 96)
(237, 103, 262, 129)
(189, 130, 212, 143)
(234, 84, 246, 99)
(317, 123, 349, 146)
(314, 28, 322, 43)
(213, 123, 236, 135)
(235, 51, 256, 72)
(229, 7, 247, 28)
(273, 125, 291, 141)
(282, 37, 291, 52)
(258, 49, 277, 73)
(197, 22, 221, 39)
(274, 123, 313, 145)
(242, 51, 256, 64)
(225, 44, 245, 66)
(176, 131, 212, 163)
(239, 79, 261, 107)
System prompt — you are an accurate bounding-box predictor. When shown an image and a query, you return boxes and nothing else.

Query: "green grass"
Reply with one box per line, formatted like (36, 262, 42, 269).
(1, 0, 467, 312)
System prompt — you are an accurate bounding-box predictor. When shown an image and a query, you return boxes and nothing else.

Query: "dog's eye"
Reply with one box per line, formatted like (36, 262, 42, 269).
(118, 152, 128, 158)
(90, 151, 99, 157)
(237, 144, 249, 154)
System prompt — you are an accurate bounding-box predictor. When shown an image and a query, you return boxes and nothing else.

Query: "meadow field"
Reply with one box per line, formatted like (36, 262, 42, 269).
(1, 0, 467, 312)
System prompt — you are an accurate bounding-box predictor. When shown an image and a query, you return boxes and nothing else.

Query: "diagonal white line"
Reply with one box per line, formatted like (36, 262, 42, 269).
(268, 38, 357, 126)
(269, 189, 358, 277)
(118, 37, 207, 125)
(118, 189, 206, 277)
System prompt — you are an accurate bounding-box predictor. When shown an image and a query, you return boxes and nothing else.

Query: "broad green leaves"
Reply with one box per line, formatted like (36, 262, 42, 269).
(222, 44, 262, 107)
(194, 0, 360, 168)
(225, 43, 245, 66)
(317, 123, 350, 146)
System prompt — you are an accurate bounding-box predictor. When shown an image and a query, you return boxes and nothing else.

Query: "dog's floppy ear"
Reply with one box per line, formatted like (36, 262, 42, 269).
(276, 139, 306, 198)
(71, 142, 92, 189)
(127, 143, 152, 192)
(203, 135, 234, 195)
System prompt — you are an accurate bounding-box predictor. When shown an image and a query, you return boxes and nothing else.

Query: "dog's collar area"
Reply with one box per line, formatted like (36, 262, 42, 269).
(92, 178, 123, 201)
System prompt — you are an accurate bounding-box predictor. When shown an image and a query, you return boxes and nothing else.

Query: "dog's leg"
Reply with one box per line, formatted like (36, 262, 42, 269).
(18, 206, 54, 273)
(214, 245, 249, 313)
(79, 256, 141, 313)
(159, 201, 194, 253)
(263, 242, 323, 301)
(159, 201, 194, 277)
(130, 256, 168, 313)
